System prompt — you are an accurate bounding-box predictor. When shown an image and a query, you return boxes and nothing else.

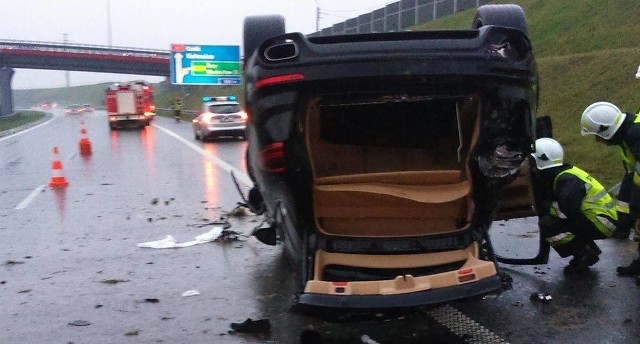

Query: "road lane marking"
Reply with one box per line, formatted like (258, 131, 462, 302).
(427, 304, 509, 344)
(15, 185, 46, 210)
(152, 124, 253, 187)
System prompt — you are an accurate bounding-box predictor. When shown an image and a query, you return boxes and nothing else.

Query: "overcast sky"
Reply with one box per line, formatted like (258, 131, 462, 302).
(1, 0, 396, 89)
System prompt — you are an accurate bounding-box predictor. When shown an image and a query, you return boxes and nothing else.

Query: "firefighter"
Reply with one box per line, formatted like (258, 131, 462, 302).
(581, 101, 640, 282)
(173, 96, 183, 121)
(531, 138, 618, 275)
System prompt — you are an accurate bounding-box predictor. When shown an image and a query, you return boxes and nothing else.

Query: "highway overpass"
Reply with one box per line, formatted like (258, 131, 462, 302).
(0, 39, 171, 116)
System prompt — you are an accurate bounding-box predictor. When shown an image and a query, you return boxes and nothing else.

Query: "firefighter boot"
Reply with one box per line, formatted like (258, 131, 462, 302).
(617, 258, 640, 276)
(611, 212, 634, 239)
(616, 243, 640, 276)
(564, 241, 601, 275)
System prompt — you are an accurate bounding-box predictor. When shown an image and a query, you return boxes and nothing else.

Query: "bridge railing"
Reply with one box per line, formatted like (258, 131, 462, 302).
(0, 38, 170, 57)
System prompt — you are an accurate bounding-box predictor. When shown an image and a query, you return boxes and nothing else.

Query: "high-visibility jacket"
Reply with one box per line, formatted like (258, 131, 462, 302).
(619, 114, 640, 185)
(550, 166, 617, 236)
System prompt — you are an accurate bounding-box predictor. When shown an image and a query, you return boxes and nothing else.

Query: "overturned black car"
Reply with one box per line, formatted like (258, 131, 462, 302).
(240, 4, 545, 314)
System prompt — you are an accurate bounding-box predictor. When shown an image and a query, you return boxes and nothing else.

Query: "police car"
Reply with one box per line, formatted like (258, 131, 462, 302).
(192, 96, 247, 141)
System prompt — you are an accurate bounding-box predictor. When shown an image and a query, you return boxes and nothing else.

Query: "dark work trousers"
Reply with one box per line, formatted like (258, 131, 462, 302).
(539, 214, 610, 258)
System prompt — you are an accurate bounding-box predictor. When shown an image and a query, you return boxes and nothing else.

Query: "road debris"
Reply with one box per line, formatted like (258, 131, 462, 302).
(225, 205, 248, 217)
(229, 318, 271, 333)
(137, 226, 247, 249)
(100, 279, 129, 284)
(530, 292, 553, 303)
(68, 320, 91, 326)
(361, 334, 381, 344)
(182, 290, 200, 297)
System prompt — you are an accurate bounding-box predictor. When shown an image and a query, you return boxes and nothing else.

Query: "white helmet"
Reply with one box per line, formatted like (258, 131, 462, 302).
(580, 101, 626, 140)
(636, 64, 640, 79)
(532, 138, 564, 170)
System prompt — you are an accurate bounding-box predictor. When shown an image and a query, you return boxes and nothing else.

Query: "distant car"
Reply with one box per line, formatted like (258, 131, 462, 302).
(65, 104, 83, 115)
(82, 104, 95, 112)
(192, 96, 247, 141)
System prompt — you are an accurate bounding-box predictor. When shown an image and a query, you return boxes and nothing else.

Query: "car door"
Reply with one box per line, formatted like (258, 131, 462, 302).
(491, 116, 552, 265)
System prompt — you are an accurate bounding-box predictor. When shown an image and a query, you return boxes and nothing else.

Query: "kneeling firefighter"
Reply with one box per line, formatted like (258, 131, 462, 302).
(531, 138, 618, 274)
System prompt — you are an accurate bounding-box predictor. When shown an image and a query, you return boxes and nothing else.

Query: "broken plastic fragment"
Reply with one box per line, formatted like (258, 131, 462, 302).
(137, 227, 224, 249)
(68, 320, 91, 326)
(182, 290, 200, 297)
(529, 292, 552, 303)
(230, 318, 271, 333)
(361, 334, 381, 344)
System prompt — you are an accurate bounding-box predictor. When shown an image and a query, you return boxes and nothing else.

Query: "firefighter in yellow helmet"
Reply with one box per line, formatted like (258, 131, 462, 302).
(581, 101, 640, 284)
(531, 138, 618, 275)
(172, 96, 183, 121)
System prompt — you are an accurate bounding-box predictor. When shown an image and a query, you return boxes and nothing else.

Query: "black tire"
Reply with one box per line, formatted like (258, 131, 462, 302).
(472, 4, 528, 34)
(243, 15, 286, 62)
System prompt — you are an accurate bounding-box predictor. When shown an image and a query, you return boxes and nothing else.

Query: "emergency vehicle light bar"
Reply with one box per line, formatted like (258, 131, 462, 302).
(202, 96, 237, 102)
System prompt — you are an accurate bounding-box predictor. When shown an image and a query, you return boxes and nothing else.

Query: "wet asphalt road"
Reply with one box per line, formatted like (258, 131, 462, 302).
(1, 110, 639, 344)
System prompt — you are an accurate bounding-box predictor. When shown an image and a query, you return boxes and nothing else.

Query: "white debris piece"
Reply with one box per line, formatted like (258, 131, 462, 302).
(361, 335, 380, 344)
(137, 227, 224, 249)
(182, 290, 200, 297)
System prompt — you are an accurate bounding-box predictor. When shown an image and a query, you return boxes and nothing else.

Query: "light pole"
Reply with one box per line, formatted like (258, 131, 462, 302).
(63, 33, 70, 87)
(106, 0, 112, 46)
(315, 0, 320, 32)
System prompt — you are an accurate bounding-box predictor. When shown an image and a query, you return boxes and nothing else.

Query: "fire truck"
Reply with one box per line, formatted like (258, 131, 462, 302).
(105, 80, 156, 129)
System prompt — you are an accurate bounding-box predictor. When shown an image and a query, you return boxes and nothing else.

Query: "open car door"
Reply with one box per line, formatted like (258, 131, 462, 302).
(491, 116, 553, 265)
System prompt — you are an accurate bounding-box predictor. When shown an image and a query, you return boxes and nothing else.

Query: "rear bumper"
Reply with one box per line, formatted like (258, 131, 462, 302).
(202, 125, 246, 137)
(296, 274, 503, 311)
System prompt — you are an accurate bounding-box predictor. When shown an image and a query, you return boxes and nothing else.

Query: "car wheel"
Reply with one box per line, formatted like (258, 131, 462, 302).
(194, 130, 200, 141)
(243, 15, 286, 63)
(472, 4, 528, 34)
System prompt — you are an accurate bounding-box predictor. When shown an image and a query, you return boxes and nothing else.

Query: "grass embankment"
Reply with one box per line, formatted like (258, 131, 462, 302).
(0, 111, 46, 132)
(416, 0, 640, 186)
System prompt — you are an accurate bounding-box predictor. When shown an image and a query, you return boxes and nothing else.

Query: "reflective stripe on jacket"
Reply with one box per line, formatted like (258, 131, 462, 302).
(551, 166, 617, 235)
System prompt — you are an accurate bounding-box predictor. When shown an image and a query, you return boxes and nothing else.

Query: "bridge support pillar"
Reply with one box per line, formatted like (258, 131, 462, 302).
(0, 66, 14, 117)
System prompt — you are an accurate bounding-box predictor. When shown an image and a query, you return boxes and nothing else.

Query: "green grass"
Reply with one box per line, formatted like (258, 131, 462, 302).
(0, 111, 46, 132)
(414, 0, 640, 187)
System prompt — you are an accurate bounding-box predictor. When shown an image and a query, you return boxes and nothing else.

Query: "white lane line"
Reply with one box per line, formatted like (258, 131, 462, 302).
(8, 113, 58, 210)
(427, 304, 510, 344)
(15, 185, 46, 210)
(152, 124, 253, 187)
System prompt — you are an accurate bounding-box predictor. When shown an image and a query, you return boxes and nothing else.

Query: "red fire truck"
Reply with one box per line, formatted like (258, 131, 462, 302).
(105, 80, 156, 129)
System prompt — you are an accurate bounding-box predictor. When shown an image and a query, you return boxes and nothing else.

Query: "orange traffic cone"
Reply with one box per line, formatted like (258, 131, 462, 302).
(49, 146, 69, 188)
(79, 120, 92, 156)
